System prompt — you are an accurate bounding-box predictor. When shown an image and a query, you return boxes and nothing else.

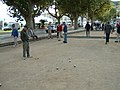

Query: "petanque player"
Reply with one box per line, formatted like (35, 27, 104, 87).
(20, 25, 30, 58)
(62, 22, 68, 43)
(104, 22, 112, 44)
(11, 24, 19, 47)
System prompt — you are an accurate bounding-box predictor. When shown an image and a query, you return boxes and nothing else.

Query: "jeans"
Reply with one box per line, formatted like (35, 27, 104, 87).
(58, 31, 63, 40)
(116, 33, 120, 42)
(64, 32, 67, 43)
(48, 30, 53, 39)
(86, 31, 90, 37)
(23, 41, 30, 57)
(13, 36, 18, 46)
(106, 33, 110, 43)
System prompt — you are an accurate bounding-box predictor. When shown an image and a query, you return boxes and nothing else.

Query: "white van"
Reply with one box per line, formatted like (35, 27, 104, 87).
(3, 22, 20, 31)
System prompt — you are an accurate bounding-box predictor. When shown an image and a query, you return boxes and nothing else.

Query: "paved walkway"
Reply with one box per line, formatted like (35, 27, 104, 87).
(0, 31, 120, 90)
(0, 28, 84, 47)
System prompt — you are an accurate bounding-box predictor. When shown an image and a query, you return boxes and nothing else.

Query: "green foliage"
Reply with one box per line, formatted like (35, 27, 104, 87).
(4, 22, 8, 26)
(95, 2, 116, 22)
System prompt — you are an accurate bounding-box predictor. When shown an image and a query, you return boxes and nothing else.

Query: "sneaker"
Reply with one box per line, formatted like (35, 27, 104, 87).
(27, 56, 33, 58)
(63, 41, 67, 43)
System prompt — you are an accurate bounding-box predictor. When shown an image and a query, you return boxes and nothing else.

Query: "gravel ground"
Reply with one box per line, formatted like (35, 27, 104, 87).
(0, 32, 120, 90)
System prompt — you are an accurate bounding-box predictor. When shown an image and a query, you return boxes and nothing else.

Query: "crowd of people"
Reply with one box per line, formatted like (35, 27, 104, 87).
(10, 21, 120, 58)
(11, 22, 68, 58)
(85, 21, 120, 44)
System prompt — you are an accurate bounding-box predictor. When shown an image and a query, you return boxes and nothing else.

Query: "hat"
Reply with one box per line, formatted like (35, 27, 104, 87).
(24, 25, 28, 29)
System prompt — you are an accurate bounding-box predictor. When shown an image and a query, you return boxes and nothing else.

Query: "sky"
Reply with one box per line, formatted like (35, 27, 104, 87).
(0, 1, 17, 22)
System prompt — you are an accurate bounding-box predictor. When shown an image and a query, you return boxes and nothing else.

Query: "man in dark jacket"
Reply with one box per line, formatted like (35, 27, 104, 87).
(62, 22, 68, 43)
(116, 22, 120, 42)
(85, 22, 91, 37)
(20, 25, 30, 58)
(104, 22, 112, 44)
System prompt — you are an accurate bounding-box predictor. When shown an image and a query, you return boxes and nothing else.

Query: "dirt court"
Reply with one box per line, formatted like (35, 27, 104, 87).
(0, 32, 120, 90)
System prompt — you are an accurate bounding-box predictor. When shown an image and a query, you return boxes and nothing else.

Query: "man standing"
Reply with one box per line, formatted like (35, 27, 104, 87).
(85, 22, 91, 37)
(57, 24, 63, 41)
(47, 22, 53, 39)
(20, 25, 30, 58)
(63, 22, 68, 43)
(104, 22, 112, 44)
(11, 24, 19, 47)
(116, 22, 120, 42)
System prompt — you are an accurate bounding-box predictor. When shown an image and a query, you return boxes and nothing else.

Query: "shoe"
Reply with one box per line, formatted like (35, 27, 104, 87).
(105, 42, 107, 44)
(27, 56, 33, 58)
(63, 41, 67, 43)
(58, 40, 61, 41)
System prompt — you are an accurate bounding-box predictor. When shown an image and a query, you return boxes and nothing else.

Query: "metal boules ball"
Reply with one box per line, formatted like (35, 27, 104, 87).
(0, 83, 2, 87)
(69, 60, 71, 62)
(74, 65, 77, 68)
(56, 67, 59, 70)
(68, 57, 71, 60)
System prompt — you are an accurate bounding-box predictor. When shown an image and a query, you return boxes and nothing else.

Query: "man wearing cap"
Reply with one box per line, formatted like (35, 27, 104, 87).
(20, 26, 30, 58)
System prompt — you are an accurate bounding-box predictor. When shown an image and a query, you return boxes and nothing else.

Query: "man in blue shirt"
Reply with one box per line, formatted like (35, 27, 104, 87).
(11, 24, 19, 47)
(62, 22, 68, 43)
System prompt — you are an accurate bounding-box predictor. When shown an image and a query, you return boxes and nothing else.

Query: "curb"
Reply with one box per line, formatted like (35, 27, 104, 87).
(0, 29, 84, 47)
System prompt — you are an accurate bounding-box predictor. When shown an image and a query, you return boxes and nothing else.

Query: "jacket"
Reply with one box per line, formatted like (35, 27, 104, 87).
(85, 24, 91, 31)
(63, 24, 67, 33)
(117, 24, 120, 34)
(11, 29, 19, 37)
(105, 24, 112, 34)
(20, 29, 29, 42)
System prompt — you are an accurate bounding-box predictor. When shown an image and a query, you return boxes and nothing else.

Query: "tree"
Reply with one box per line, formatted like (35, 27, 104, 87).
(60, 0, 87, 30)
(47, 0, 65, 24)
(96, 6, 116, 22)
(86, 0, 111, 23)
(1, 0, 52, 28)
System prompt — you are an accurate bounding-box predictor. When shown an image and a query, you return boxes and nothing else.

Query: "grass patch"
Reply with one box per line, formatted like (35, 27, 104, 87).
(0, 29, 22, 34)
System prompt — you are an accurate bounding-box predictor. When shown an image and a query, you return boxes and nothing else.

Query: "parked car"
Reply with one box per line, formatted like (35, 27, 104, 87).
(3, 22, 20, 31)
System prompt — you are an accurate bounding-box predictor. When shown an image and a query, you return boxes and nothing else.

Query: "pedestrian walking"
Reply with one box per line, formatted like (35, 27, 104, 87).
(20, 25, 30, 58)
(57, 24, 63, 41)
(85, 22, 91, 37)
(63, 22, 68, 43)
(47, 22, 53, 39)
(11, 24, 19, 47)
(116, 22, 120, 42)
(104, 22, 113, 44)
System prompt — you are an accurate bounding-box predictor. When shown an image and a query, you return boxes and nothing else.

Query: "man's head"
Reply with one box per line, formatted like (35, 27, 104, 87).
(24, 25, 28, 31)
(49, 22, 52, 25)
(12, 24, 15, 29)
(107, 22, 110, 24)
(63, 22, 66, 25)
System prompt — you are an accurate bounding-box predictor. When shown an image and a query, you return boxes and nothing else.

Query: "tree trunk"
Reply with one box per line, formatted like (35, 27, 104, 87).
(57, 18, 61, 24)
(74, 17, 78, 30)
(25, 13, 34, 29)
(81, 17, 84, 27)
(33, 17, 35, 29)
(70, 19, 74, 26)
